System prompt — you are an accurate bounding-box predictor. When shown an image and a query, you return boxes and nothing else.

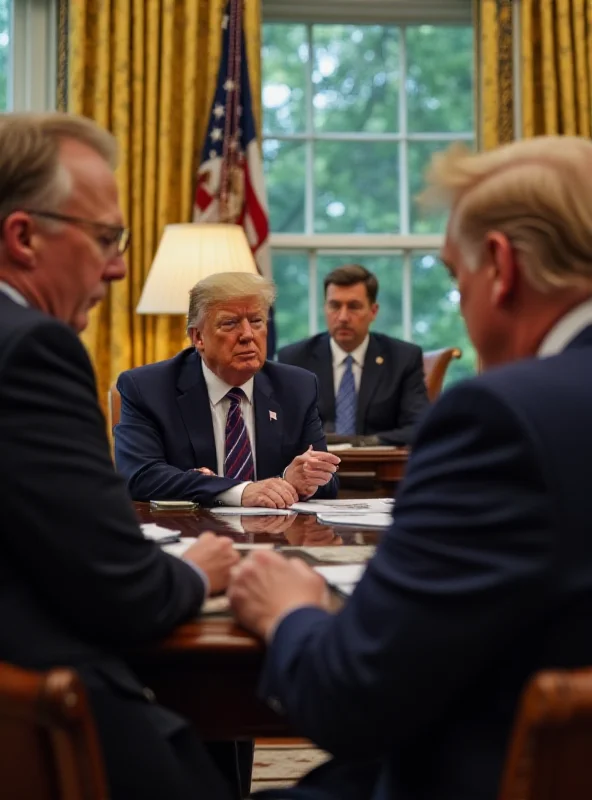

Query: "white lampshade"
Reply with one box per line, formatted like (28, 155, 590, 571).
(136, 224, 258, 314)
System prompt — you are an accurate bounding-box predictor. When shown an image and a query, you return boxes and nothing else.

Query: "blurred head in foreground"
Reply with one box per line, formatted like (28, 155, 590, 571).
(421, 136, 592, 369)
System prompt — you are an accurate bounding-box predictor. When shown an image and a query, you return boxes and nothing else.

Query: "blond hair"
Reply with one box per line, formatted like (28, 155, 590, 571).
(420, 136, 592, 292)
(0, 112, 117, 221)
(187, 272, 277, 329)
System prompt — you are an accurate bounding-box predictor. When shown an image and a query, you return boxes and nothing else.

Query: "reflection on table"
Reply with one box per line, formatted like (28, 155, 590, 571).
(125, 504, 386, 738)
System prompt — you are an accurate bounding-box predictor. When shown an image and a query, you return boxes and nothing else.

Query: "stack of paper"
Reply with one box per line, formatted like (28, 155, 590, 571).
(141, 523, 181, 543)
(291, 498, 394, 515)
(209, 507, 295, 516)
(316, 512, 392, 529)
(314, 564, 367, 596)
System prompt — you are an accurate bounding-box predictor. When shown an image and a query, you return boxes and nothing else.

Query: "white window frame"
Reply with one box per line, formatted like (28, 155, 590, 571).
(10, 0, 57, 111)
(262, 14, 474, 341)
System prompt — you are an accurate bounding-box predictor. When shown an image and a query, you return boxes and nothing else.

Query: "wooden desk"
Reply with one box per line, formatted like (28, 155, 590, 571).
(125, 505, 383, 739)
(336, 446, 409, 495)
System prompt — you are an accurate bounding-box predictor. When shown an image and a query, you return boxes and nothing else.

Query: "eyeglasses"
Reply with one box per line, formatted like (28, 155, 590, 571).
(22, 210, 131, 256)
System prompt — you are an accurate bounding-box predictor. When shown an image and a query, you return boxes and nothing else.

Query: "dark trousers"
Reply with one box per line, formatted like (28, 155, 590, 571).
(206, 740, 256, 799)
(86, 682, 236, 800)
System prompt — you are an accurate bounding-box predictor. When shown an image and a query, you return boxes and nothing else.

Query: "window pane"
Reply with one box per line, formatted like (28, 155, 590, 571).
(408, 140, 473, 234)
(264, 139, 306, 233)
(313, 25, 399, 133)
(272, 251, 310, 348)
(411, 252, 476, 385)
(316, 254, 403, 339)
(315, 141, 399, 233)
(0, 0, 10, 110)
(262, 23, 308, 135)
(406, 26, 474, 134)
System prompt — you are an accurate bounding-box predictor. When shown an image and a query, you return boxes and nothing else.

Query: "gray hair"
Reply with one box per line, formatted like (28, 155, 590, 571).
(187, 271, 276, 329)
(0, 112, 118, 223)
(419, 136, 592, 292)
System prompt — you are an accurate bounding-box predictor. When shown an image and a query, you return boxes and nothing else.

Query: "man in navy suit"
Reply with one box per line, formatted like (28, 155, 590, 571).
(278, 264, 429, 445)
(228, 135, 592, 800)
(115, 272, 340, 508)
(0, 112, 240, 800)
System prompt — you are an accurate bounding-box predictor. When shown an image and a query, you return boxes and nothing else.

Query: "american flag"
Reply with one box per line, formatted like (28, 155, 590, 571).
(194, 0, 276, 356)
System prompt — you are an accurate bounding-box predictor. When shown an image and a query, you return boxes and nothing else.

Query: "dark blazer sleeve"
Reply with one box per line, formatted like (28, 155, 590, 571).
(115, 370, 242, 504)
(0, 321, 206, 645)
(375, 344, 429, 445)
(258, 382, 553, 757)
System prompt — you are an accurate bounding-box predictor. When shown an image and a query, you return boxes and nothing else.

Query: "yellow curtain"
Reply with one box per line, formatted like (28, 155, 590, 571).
(65, 0, 262, 412)
(473, 0, 515, 150)
(522, 0, 592, 137)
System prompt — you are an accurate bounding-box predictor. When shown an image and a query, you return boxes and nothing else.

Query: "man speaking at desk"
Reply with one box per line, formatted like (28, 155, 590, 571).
(278, 264, 429, 445)
(115, 272, 339, 507)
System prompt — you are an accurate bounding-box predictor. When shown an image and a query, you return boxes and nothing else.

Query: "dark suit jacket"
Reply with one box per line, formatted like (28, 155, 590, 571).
(114, 348, 338, 505)
(277, 332, 429, 445)
(0, 294, 231, 800)
(259, 326, 592, 800)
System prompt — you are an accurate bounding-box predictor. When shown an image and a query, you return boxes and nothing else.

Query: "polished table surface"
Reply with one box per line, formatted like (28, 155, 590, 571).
(124, 503, 385, 738)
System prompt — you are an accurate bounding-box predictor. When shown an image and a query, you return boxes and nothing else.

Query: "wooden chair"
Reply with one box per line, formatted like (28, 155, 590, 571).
(108, 383, 121, 430)
(498, 668, 592, 800)
(423, 347, 462, 402)
(0, 662, 108, 800)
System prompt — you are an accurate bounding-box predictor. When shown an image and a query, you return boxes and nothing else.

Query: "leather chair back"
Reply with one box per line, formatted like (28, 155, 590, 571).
(422, 347, 462, 402)
(498, 668, 592, 800)
(108, 383, 121, 430)
(0, 662, 108, 800)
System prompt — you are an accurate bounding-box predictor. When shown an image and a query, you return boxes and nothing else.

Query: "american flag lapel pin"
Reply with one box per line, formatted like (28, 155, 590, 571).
(269, 410, 277, 421)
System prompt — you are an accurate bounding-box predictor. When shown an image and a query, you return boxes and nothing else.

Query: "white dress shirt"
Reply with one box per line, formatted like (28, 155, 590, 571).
(201, 361, 256, 506)
(330, 335, 370, 394)
(538, 297, 592, 356)
(0, 281, 28, 307)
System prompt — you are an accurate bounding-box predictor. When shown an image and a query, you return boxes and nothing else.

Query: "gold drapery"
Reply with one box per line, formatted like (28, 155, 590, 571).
(522, 0, 592, 137)
(64, 0, 262, 411)
(474, 0, 515, 149)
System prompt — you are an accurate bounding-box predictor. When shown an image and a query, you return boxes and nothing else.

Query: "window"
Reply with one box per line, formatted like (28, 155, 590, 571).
(10, 0, 56, 112)
(262, 18, 476, 383)
(0, 0, 10, 109)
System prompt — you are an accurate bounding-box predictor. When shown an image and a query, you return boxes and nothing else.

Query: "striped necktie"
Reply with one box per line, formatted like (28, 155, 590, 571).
(224, 388, 255, 481)
(335, 354, 357, 435)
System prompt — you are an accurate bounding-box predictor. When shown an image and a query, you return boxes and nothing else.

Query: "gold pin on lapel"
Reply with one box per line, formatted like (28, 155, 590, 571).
(376, 356, 384, 365)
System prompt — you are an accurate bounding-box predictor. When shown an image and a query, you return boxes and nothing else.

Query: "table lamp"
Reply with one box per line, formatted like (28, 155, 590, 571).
(136, 223, 257, 314)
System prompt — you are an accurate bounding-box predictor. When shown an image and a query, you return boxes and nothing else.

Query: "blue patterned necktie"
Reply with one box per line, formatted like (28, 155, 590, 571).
(335, 354, 357, 435)
(224, 388, 255, 480)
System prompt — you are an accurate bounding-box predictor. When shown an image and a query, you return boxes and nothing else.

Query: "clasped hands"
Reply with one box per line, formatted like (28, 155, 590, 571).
(182, 532, 331, 639)
(241, 446, 341, 509)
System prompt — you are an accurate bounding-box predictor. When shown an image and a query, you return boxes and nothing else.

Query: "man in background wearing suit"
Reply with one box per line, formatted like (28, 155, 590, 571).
(229, 135, 592, 800)
(115, 272, 340, 508)
(278, 264, 429, 445)
(0, 112, 241, 800)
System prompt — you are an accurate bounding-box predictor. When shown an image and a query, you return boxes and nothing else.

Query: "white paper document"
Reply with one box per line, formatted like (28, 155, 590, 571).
(297, 545, 376, 564)
(209, 507, 295, 516)
(162, 538, 197, 558)
(162, 538, 275, 559)
(316, 512, 393, 529)
(291, 498, 394, 515)
(141, 523, 181, 543)
(314, 564, 367, 596)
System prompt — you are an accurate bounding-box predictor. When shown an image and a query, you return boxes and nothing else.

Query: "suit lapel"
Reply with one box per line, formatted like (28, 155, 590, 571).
(176, 353, 218, 471)
(312, 335, 336, 424)
(356, 335, 386, 431)
(253, 371, 283, 478)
